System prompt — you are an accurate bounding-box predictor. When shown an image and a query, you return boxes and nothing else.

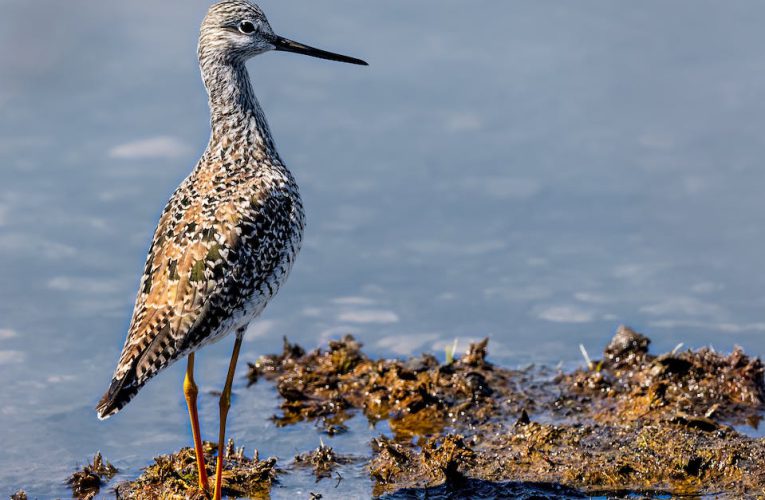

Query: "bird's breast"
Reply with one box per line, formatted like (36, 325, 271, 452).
(212, 166, 304, 332)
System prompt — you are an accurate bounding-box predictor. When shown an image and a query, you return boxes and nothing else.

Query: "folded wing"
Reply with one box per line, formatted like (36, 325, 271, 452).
(96, 180, 297, 419)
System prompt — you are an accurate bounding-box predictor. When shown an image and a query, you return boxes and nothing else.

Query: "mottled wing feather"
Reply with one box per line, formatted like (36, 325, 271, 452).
(97, 176, 299, 418)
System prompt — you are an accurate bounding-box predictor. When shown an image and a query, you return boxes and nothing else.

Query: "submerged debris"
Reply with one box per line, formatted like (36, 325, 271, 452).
(115, 440, 277, 499)
(67, 452, 118, 500)
(371, 434, 476, 490)
(249, 326, 765, 496)
(294, 442, 356, 481)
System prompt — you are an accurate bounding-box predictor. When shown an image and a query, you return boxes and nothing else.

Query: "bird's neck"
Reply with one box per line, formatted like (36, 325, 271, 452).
(200, 57, 277, 155)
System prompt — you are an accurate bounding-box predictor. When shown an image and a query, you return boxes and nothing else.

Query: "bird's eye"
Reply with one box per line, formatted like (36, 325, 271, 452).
(238, 21, 256, 34)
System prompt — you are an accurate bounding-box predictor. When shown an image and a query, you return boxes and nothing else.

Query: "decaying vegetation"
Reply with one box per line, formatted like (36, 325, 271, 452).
(293, 442, 356, 481)
(67, 452, 118, 499)
(69, 326, 765, 497)
(248, 326, 765, 496)
(110, 439, 276, 499)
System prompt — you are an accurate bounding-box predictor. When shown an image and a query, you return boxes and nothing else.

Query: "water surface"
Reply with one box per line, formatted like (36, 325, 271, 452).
(2, 1, 765, 497)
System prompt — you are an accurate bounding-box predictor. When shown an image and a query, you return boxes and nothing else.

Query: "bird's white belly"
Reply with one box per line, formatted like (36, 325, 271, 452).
(198, 224, 302, 348)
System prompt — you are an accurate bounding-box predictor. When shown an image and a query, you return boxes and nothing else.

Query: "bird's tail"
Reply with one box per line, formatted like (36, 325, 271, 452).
(95, 370, 140, 420)
(96, 322, 184, 419)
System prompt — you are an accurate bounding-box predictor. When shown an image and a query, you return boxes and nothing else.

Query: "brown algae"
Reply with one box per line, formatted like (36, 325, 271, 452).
(67, 452, 118, 500)
(293, 442, 357, 481)
(67, 326, 765, 498)
(248, 326, 765, 497)
(114, 440, 277, 499)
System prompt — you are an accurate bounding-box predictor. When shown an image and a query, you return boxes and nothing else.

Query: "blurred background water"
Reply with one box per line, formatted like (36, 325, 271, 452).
(2, 0, 765, 497)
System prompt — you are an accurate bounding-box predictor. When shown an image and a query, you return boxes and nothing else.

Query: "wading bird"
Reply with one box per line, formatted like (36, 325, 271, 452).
(96, 2, 366, 497)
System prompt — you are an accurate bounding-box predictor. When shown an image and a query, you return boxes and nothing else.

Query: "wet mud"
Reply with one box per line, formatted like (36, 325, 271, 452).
(68, 326, 765, 498)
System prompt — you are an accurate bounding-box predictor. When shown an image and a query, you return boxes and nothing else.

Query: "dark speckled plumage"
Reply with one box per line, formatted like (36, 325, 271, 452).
(96, 1, 308, 418)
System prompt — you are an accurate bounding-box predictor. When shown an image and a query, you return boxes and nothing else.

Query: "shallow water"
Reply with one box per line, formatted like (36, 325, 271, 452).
(2, 0, 765, 497)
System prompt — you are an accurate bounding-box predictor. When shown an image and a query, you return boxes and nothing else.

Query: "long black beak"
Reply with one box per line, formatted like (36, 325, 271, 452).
(273, 36, 368, 66)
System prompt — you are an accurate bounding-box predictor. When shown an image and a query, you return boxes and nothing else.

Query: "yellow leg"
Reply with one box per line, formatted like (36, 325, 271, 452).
(184, 352, 210, 493)
(213, 335, 243, 500)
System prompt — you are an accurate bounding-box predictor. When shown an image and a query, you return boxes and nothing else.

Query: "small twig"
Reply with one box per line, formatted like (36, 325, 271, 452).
(705, 403, 721, 419)
(445, 338, 459, 365)
(579, 344, 594, 371)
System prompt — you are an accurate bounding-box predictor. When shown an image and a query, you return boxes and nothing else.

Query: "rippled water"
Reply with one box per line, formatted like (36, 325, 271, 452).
(2, 1, 765, 497)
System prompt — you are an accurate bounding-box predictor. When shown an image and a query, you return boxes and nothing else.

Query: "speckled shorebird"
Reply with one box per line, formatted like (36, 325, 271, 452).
(95, 1, 366, 497)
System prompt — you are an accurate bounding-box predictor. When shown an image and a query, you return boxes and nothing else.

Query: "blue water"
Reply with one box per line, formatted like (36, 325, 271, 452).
(2, 0, 765, 497)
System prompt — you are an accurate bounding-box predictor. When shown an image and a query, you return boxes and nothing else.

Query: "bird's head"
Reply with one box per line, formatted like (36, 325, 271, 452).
(200, 0, 367, 66)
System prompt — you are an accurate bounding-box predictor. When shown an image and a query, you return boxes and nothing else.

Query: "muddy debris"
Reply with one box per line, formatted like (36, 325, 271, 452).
(67, 452, 118, 499)
(115, 439, 277, 499)
(558, 325, 765, 425)
(370, 434, 476, 489)
(9, 491, 28, 500)
(247, 336, 306, 386)
(293, 442, 356, 481)
(54, 326, 765, 498)
(246, 334, 522, 438)
(248, 326, 765, 497)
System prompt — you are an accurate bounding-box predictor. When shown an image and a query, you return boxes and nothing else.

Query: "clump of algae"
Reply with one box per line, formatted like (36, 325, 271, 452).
(293, 441, 356, 481)
(248, 326, 765, 497)
(247, 334, 505, 438)
(67, 452, 118, 499)
(113, 440, 276, 499)
(63, 325, 765, 498)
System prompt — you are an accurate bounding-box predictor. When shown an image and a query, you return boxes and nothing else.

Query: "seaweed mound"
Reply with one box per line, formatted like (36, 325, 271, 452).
(63, 326, 765, 498)
(113, 440, 277, 499)
(247, 335, 517, 438)
(248, 327, 765, 497)
(294, 442, 356, 481)
(67, 452, 118, 500)
(560, 326, 765, 425)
